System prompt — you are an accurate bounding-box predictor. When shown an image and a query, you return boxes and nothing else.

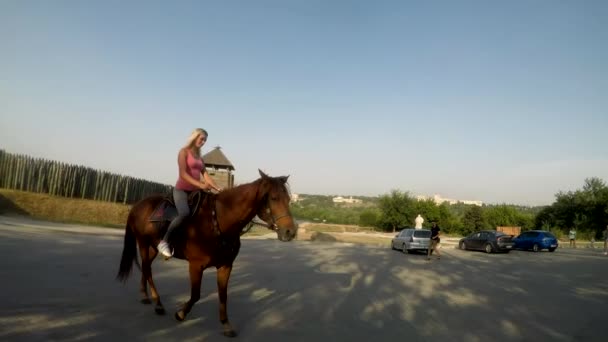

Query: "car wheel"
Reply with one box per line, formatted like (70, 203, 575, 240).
(402, 243, 407, 253)
(460, 242, 467, 250)
(484, 243, 493, 254)
(548, 248, 556, 252)
(532, 244, 540, 252)
(391, 242, 395, 250)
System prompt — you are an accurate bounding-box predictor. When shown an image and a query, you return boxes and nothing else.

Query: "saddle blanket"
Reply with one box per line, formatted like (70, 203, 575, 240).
(149, 201, 178, 222)
(149, 190, 204, 222)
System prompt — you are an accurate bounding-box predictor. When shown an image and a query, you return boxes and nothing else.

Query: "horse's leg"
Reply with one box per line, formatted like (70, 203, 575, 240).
(175, 262, 203, 322)
(138, 243, 151, 304)
(217, 265, 237, 337)
(140, 274, 151, 304)
(142, 246, 165, 315)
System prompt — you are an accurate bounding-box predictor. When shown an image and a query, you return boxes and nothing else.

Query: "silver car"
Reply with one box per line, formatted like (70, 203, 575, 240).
(391, 228, 431, 254)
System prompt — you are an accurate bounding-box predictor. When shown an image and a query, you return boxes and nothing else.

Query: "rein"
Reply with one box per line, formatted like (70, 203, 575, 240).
(239, 203, 293, 236)
(210, 185, 293, 237)
(247, 211, 290, 230)
(241, 198, 294, 236)
(262, 204, 292, 231)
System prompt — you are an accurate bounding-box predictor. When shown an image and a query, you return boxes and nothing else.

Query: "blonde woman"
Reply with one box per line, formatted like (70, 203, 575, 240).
(158, 128, 222, 258)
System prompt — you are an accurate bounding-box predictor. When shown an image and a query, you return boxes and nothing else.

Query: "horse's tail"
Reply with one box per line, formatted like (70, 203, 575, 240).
(116, 218, 140, 283)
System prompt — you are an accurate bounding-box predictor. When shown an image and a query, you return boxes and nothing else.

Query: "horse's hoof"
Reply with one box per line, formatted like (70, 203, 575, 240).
(155, 306, 166, 315)
(140, 298, 152, 304)
(223, 330, 238, 338)
(175, 311, 186, 322)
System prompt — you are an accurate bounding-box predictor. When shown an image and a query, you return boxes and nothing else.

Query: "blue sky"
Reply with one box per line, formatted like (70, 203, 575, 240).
(1, 0, 607, 206)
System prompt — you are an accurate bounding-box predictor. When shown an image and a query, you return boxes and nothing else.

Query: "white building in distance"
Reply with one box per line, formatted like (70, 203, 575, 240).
(416, 194, 482, 206)
(333, 196, 363, 204)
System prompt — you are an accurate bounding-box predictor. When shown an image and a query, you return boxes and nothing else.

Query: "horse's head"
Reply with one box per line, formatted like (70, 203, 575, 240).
(255, 169, 297, 242)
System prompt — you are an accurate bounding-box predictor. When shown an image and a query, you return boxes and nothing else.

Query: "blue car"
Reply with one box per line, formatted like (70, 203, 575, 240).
(512, 230, 558, 252)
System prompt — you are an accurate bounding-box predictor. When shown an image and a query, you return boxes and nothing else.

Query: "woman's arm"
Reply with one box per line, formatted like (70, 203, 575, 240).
(202, 169, 222, 191)
(177, 149, 208, 189)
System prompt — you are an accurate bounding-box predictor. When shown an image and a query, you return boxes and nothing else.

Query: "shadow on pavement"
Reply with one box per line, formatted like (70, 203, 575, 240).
(0, 194, 30, 217)
(0, 228, 606, 342)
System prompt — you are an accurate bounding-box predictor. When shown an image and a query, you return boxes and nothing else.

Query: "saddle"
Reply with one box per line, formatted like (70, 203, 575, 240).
(149, 190, 205, 223)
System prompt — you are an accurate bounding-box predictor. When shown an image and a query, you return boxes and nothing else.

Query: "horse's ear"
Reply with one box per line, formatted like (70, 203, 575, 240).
(258, 169, 269, 179)
(279, 175, 289, 184)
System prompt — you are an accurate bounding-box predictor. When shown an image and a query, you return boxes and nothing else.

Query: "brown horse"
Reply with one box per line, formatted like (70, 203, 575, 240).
(116, 170, 297, 337)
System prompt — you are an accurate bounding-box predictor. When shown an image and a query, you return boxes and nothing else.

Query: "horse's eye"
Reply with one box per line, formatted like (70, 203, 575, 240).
(270, 196, 278, 201)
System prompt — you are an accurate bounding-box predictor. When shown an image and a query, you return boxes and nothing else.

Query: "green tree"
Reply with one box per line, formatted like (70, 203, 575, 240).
(378, 190, 415, 232)
(290, 194, 378, 225)
(359, 209, 380, 228)
(534, 206, 554, 230)
(412, 199, 439, 227)
(484, 205, 520, 229)
(462, 205, 485, 235)
(515, 212, 535, 231)
(430, 203, 459, 234)
(537, 177, 608, 238)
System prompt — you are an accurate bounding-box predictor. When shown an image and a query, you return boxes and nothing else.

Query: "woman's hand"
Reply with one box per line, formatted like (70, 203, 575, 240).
(199, 182, 212, 191)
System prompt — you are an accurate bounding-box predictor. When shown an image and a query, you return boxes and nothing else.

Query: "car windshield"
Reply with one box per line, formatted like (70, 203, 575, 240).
(543, 232, 556, 238)
(496, 232, 506, 236)
(413, 230, 431, 238)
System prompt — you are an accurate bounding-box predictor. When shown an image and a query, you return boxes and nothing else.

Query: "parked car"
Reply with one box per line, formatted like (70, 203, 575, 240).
(459, 230, 514, 253)
(512, 230, 558, 252)
(391, 228, 431, 254)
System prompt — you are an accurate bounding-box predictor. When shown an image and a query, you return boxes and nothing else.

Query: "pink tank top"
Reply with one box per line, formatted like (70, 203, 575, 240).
(175, 150, 204, 191)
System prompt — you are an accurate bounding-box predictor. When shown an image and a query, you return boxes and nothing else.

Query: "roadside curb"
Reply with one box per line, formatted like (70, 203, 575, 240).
(0, 216, 125, 236)
(0, 216, 467, 248)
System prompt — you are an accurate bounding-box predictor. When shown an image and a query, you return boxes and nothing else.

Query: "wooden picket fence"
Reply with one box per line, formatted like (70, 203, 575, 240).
(0, 149, 172, 204)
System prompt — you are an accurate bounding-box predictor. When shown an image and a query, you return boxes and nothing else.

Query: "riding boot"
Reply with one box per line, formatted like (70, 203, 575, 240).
(158, 216, 184, 258)
(157, 240, 173, 258)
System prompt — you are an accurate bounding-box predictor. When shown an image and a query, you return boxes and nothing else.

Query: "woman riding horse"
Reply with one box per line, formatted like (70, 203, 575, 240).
(116, 169, 297, 337)
(158, 128, 222, 258)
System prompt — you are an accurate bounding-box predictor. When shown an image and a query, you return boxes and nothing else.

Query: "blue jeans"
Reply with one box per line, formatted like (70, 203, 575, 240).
(162, 188, 190, 242)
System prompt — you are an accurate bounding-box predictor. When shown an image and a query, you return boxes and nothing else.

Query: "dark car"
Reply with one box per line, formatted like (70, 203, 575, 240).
(459, 230, 514, 253)
(512, 230, 558, 252)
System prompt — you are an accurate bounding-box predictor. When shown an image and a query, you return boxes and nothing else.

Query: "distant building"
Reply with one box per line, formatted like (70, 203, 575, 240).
(291, 193, 301, 202)
(333, 196, 363, 204)
(416, 194, 482, 206)
(202, 146, 235, 189)
(460, 199, 484, 206)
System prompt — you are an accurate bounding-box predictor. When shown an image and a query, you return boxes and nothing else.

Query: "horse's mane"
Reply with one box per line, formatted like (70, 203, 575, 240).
(217, 175, 291, 205)
(221, 178, 262, 195)
(204, 176, 288, 227)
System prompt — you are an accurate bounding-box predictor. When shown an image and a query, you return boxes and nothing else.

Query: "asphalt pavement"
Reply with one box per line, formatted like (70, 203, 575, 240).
(0, 217, 607, 342)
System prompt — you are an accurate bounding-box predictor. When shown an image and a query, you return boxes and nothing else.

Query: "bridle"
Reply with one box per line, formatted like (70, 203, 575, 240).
(247, 198, 293, 232)
(263, 205, 292, 231)
(210, 182, 296, 238)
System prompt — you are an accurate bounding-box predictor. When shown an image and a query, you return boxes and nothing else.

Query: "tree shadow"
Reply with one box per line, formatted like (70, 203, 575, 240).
(0, 229, 606, 342)
(0, 194, 30, 216)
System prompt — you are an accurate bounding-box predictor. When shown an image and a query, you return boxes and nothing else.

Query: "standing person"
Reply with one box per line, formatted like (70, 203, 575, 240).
(427, 221, 441, 260)
(157, 128, 223, 258)
(569, 228, 577, 248)
(603, 225, 608, 256)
